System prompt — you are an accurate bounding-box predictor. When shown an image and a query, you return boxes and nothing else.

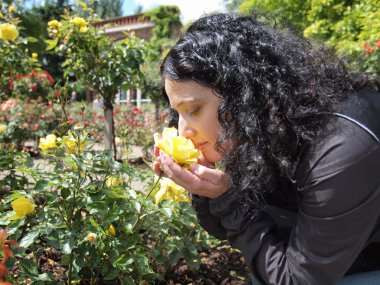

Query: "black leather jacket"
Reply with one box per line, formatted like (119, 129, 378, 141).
(191, 90, 380, 285)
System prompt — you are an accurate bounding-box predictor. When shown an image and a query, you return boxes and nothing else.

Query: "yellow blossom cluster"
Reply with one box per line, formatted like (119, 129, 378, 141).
(47, 20, 62, 37)
(107, 225, 116, 236)
(71, 16, 88, 33)
(48, 20, 62, 29)
(155, 177, 190, 204)
(153, 127, 200, 204)
(61, 130, 87, 155)
(154, 127, 200, 166)
(39, 134, 57, 150)
(39, 130, 87, 155)
(0, 23, 19, 41)
(0, 124, 7, 135)
(9, 196, 35, 220)
(106, 176, 124, 187)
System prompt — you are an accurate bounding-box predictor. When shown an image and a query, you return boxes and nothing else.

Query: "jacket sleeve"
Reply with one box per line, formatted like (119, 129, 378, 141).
(191, 194, 227, 240)
(208, 118, 380, 285)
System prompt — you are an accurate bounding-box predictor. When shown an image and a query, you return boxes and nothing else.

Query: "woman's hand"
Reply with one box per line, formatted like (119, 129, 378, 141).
(153, 147, 231, 199)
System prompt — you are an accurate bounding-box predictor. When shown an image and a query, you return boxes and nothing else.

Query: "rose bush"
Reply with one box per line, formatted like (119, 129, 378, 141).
(0, 124, 215, 284)
(0, 4, 39, 100)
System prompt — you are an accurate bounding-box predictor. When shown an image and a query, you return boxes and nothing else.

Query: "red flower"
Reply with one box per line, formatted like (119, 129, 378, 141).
(362, 43, 374, 55)
(0, 229, 18, 283)
(376, 40, 380, 49)
(133, 107, 142, 114)
(366, 46, 374, 55)
(78, 110, 83, 115)
(30, 85, 38, 92)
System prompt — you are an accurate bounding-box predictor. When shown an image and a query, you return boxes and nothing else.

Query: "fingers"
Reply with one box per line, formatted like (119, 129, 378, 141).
(158, 154, 230, 199)
(158, 153, 198, 185)
(189, 164, 230, 187)
(153, 161, 161, 175)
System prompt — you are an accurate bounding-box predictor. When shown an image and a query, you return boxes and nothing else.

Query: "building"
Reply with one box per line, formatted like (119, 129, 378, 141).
(93, 13, 155, 41)
(93, 14, 156, 106)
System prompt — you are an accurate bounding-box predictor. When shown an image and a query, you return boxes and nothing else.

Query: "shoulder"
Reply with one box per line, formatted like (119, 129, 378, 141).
(295, 92, 380, 217)
(335, 89, 380, 142)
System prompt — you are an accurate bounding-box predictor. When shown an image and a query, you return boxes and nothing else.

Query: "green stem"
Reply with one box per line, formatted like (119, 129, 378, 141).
(67, 250, 74, 285)
(132, 173, 163, 231)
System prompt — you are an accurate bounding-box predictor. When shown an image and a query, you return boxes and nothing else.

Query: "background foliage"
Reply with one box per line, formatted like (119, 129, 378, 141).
(227, 0, 380, 75)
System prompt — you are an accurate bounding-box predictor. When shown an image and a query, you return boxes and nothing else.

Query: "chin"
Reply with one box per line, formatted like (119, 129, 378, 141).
(204, 153, 223, 163)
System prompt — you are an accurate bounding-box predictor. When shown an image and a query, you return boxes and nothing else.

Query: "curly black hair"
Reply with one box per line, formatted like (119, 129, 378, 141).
(160, 13, 376, 208)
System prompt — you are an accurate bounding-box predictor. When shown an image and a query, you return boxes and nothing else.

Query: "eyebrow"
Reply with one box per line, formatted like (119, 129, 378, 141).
(171, 98, 199, 109)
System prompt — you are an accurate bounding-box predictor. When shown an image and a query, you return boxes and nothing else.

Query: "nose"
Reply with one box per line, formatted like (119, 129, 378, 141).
(178, 115, 196, 140)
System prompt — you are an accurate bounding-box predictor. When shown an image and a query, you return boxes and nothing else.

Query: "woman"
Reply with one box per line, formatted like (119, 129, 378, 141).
(154, 13, 380, 284)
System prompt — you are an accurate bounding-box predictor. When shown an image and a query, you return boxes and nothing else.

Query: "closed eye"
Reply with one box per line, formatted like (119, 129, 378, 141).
(188, 106, 200, 115)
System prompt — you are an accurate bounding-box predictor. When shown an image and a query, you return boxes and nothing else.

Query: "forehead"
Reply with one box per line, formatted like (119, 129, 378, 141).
(164, 79, 219, 107)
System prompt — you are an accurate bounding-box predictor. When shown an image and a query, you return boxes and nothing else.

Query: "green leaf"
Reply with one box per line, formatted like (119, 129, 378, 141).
(61, 59, 70, 67)
(26, 36, 39, 43)
(63, 238, 75, 254)
(61, 188, 71, 199)
(114, 254, 134, 271)
(78, 1, 87, 8)
(19, 229, 41, 248)
(120, 276, 136, 285)
(45, 38, 59, 51)
(89, 218, 106, 234)
(19, 258, 39, 277)
(34, 180, 48, 191)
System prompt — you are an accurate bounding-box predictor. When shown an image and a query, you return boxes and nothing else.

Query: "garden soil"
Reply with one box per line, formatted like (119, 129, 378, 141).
(31, 242, 252, 284)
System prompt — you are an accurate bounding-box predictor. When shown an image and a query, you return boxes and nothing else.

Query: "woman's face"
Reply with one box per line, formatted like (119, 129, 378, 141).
(164, 79, 223, 163)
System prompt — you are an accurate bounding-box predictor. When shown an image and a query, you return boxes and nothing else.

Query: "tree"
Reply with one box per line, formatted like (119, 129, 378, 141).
(86, 0, 124, 19)
(45, 4, 146, 155)
(236, 0, 380, 75)
(141, 5, 182, 125)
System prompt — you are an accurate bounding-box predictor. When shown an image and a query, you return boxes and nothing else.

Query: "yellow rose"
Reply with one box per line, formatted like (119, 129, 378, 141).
(106, 176, 123, 187)
(9, 196, 35, 220)
(39, 134, 57, 150)
(79, 26, 88, 33)
(71, 17, 87, 28)
(155, 177, 190, 204)
(48, 20, 62, 29)
(0, 23, 19, 41)
(9, 6, 16, 13)
(154, 127, 200, 165)
(62, 130, 86, 155)
(107, 224, 116, 236)
(0, 12, 4, 19)
(32, 53, 38, 59)
(0, 124, 7, 135)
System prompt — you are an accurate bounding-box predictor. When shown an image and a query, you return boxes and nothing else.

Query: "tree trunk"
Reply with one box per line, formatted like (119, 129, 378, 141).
(103, 100, 116, 159)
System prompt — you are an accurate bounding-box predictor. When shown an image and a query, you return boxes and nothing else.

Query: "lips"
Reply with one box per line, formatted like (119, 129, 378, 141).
(195, 142, 208, 149)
